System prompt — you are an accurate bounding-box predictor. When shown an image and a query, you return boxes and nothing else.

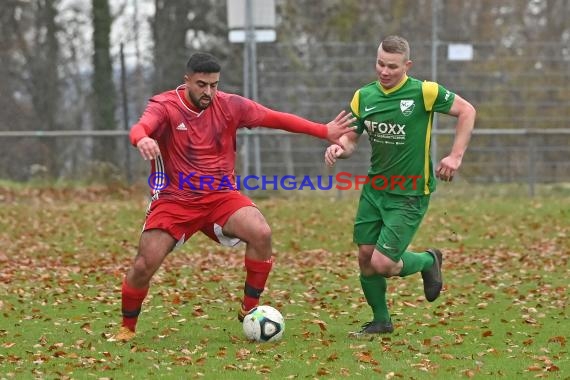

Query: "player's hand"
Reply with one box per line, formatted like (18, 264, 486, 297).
(137, 137, 161, 160)
(324, 144, 345, 167)
(325, 111, 356, 146)
(436, 155, 462, 182)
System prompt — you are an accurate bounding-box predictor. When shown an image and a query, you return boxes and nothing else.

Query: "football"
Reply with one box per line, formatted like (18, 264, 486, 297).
(242, 305, 285, 342)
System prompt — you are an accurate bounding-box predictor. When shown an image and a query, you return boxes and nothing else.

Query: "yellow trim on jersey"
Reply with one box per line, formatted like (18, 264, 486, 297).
(424, 113, 433, 194)
(378, 74, 409, 94)
(422, 81, 439, 111)
(350, 90, 361, 117)
(422, 81, 439, 194)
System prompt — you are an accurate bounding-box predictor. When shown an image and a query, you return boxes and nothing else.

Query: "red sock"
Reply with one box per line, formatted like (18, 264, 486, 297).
(121, 278, 149, 332)
(242, 257, 273, 311)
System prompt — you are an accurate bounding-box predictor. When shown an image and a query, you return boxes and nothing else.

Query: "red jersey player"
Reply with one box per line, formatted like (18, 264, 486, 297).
(110, 52, 355, 341)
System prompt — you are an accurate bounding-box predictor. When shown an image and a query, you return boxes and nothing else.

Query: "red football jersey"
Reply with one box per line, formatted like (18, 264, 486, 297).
(130, 85, 327, 200)
(131, 86, 270, 199)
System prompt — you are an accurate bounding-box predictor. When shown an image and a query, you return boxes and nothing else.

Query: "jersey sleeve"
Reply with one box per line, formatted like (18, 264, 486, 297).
(231, 95, 328, 139)
(428, 82, 455, 114)
(258, 109, 327, 138)
(129, 100, 168, 146)
(229, 95, 268, 127)
(349, 89, 366, 135)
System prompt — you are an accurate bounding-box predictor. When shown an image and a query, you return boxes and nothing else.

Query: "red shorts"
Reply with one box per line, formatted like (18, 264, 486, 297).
(143, 191, 256, 247)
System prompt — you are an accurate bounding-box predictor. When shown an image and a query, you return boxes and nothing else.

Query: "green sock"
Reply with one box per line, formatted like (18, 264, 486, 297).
(360, 273, 390, 322)
(399, 250, 435, 277)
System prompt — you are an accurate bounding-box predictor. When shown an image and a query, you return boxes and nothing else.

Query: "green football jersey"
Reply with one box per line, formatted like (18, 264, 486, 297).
(350, 75, 455, 195)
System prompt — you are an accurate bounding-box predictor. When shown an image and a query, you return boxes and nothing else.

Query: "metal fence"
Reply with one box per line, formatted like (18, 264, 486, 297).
(1, 128, 568, 197)
(0, 41, 568, 196)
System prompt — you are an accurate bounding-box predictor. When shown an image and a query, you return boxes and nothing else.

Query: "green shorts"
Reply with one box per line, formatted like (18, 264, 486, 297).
(353, 183, 430, 261)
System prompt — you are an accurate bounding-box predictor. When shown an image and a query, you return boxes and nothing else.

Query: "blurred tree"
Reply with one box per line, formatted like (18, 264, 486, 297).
(0, 0, 61, 179)
(151, 0, 190, 92)
(92, 0, 117, 163)
(151, 0, 233, 92)
(30, 0, 60, 135)
(57, 1, 94, 178)
(0, 1, 39, 133)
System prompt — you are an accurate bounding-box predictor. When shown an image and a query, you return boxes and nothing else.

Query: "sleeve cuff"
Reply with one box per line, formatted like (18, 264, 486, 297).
(129, 124, 149, 146)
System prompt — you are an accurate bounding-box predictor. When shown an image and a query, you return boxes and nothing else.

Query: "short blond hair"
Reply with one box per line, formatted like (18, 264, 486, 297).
(379, 35, 410, 60)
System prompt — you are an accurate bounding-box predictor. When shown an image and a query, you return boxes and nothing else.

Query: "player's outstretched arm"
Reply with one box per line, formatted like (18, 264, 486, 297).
(436, 94, 476, 181)
(324, 110, 357, 145)
(257, 109, 355, 144)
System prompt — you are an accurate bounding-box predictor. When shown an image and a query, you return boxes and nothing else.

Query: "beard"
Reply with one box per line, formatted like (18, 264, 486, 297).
(189, 93, 212, 110)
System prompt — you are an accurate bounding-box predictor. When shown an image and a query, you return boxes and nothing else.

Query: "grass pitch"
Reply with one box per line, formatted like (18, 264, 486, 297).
(0, 184, 568, 379)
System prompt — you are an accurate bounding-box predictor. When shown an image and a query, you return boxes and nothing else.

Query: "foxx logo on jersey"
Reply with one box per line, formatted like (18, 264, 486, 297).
(364, 120, 406, 135)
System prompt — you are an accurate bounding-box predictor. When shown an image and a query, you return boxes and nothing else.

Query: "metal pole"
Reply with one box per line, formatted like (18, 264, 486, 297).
(527, 134, 536, 197)
(242, 0, 253, 182)
(120, 43, 132, 184)
(244, 0, 262, 177)
(252, 31, 262, 178)
(431, 0, 439, 164)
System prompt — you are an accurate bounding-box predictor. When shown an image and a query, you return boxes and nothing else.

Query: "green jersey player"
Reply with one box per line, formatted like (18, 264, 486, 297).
(325, 35, 476, 337)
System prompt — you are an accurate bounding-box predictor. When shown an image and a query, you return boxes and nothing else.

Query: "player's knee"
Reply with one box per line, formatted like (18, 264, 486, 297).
(254, 223, 272, 244)
(374, 265, 396, 277)
(244, 223, 272, 253)
(132, 255, 155, 280)
(371, 252, 400, 277)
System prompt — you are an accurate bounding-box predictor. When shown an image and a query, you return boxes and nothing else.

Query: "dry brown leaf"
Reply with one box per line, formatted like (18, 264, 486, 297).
(195, 357, 207, 365)
(80, 323, 93, 334)
(316, 367, 330, 376)
(356, 351, 378, 365)
(312, 319, 327, 331)
(548, 336, 566, 346)
(236, 348, 251, 360)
